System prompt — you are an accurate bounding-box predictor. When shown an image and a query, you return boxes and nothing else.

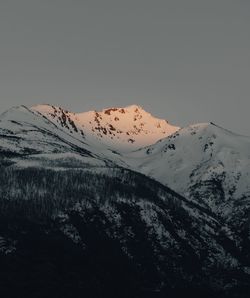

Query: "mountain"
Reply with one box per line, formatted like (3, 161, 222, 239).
(126, 123, 250, 218)
(125, 122, 250, 268)
(31, 104, 179, 151)
(0, 104, 250, 297)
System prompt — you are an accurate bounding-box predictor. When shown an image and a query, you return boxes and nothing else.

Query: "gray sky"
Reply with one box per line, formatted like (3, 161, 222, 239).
(0, 0, 249, 135)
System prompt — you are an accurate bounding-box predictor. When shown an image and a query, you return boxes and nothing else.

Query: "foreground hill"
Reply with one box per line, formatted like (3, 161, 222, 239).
(0, 165, 249, 298)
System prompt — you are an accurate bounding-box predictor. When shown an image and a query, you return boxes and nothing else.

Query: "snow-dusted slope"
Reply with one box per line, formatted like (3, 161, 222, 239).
(31, 104, 179, 151)
(126, 122, 250, 219)
(0, 105, 119, 168)
(0, 105, 87, 154)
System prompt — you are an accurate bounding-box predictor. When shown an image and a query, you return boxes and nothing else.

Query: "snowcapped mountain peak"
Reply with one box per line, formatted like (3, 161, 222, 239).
(30, 104, 180, 151)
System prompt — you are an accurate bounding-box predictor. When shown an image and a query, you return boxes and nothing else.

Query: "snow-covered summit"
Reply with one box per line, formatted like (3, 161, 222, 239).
(31, 104, 179, 151)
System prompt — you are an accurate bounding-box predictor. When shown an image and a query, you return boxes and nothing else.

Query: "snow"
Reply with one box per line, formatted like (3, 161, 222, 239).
(12, 152, 108, 169)
(124, 122, 250, 216)
(31, 104, 179, 152)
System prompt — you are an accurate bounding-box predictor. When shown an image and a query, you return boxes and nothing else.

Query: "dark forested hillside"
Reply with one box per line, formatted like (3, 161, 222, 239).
(0, 165, 249, 298)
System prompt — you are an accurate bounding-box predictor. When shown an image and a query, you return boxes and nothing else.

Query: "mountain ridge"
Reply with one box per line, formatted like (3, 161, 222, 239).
(30, 104, 180, 151)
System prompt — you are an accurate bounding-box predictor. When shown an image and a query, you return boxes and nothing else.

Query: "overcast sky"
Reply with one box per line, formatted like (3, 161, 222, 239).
(0, 0, 249, 135)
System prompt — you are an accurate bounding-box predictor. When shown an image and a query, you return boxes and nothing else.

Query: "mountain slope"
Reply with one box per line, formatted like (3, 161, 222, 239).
(125, 122, 250, 254)
(0, 165, 249, 297)
(0, 105, 122, 168)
